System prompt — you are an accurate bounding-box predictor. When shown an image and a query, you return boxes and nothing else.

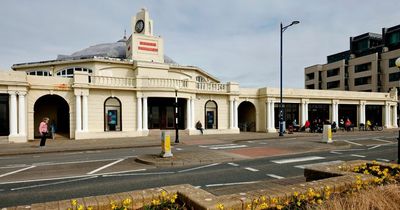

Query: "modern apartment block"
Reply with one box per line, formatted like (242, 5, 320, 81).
(305, 24, 400, 93)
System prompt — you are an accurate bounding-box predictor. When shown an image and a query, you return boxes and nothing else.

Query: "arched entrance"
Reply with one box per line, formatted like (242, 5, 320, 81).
(238, 101, 256, 132)
(205, 100, 218, 129)
(34, 95, 70, 138)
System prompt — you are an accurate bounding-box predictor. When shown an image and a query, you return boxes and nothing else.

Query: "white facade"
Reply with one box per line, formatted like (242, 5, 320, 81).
(0, 9, 398, 143)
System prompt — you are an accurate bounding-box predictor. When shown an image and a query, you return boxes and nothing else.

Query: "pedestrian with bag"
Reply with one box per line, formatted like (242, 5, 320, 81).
(39, 117, 49, 148)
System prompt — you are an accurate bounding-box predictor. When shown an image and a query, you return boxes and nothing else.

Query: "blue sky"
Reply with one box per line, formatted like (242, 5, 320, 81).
(1, 0, 399, 88)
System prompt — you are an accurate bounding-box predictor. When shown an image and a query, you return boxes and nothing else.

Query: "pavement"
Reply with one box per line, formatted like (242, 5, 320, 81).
(0, 131, 357, 165)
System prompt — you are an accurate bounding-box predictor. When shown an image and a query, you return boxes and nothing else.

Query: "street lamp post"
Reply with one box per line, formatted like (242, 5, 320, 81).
(174, 88, 179, 143)
(395, 57, 400, 163)
(279, 21, 300, 137)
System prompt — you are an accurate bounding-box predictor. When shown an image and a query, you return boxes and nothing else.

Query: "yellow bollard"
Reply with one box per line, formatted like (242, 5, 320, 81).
(322, 125, 333, 143)
(160, 131, 173, 157)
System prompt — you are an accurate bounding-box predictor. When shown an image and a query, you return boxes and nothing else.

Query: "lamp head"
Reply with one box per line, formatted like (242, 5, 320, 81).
(291, 21, 300, 25)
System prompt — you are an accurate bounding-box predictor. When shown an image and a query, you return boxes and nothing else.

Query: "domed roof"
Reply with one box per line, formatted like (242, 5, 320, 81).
(57, 38, 177, 64)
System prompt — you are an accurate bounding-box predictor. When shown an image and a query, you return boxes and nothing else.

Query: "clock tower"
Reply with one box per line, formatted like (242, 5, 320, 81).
(126, 8, 164, 63)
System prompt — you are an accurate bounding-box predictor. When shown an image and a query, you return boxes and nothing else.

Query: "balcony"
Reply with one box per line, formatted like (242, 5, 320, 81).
(89, 76, 231, 93)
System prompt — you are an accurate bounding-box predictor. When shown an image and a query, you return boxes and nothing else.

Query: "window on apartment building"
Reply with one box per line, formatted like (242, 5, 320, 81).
(389, 58, 398, 68)
(306, 73, 314, 80)
(389, 72, 400, 82)
(327, 68, 340, 77)
(389, 31, 400, 45)
(56, 67, 93, 78)
(327, 80, 340, 89)
(354, 63, 371, 73)
(354, 76, 371, 86)
(306, 84, 315, 89)
(356, 39, 369, 51)
(26, 70, 52, 76)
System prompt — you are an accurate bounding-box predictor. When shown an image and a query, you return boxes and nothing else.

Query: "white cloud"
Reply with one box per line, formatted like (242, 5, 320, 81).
(1, 0, 399, 88)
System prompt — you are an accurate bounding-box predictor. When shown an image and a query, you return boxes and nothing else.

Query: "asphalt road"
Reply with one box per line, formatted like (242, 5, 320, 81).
(0, 132, 398, 207)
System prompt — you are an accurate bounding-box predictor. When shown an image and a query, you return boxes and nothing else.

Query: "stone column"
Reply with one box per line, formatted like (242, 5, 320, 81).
(331, 100, 339, 125)
(267, 100, 276, 132)
(191, 98, 195, 129)
(229, 99, 234, 129)
(300, 101, 307, 126)
(392, 105, 398, 128)
(75, 94, 82, 132)
(82, 95, 88, 132)
(384, 103, 390, 128)
(143, 97, 148, 131)
(358, 102, 365, 126)
(9, 92, 17, 136)
(18, 92, 26, 136)
(234, 100, 238, 128)
(137, 97, 142, 131)
(266, 101, 271, 131)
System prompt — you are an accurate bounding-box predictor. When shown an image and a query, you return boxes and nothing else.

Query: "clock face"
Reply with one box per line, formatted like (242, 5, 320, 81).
(135, 20, 144, 33)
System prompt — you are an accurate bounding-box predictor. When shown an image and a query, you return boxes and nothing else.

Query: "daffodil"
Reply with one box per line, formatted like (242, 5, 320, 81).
(151, 199, 160, 205)
(77, 205, 84, 210)
(71, 199, 77, 206)
(217, 203, 224, 210)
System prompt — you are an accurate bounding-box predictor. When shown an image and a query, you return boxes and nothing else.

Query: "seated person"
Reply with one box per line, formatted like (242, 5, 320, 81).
(345, 118, 352, 131)
(331, 121, 337, 132)
(196, 121, 204, 134)
(292, 119, 300, 131)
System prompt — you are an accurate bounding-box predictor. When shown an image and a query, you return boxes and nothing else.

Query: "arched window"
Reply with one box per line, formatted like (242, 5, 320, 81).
(204, 100, 218, 129)
(56, 67, 93, 78)
(196, 76, 207, 83)
(104, 97, 122, 131)
(26, 70, 52, 76)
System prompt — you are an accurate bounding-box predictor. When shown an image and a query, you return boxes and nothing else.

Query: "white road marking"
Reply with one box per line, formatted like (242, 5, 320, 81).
(199, 144, 237, 148)
(96, 169, 147, 175)
(0, 166, 36, 178)
(205, 181, 260, 188)
(85, 150, 102, 154)
(376, 158, 390, 162)
(102, 171, 175, 177)
(246, 141, 254, 143)
(259, 142, 268, 145)
(62, 152, 84, 155)
(209, 145, 247, 150)
(330, 151, 342, 154)
(33, 156, 40, 158)
(175, 148, 183, 151)
(344, 140, 363, 146)
(333, 148, 365, 152)
(266, 174, 284, 179)
(227, 162, 239, 167)
(350, 154, 366, 158)
(373, 139, 394, 143)
(244, 167, 259, 172)
(11, 176, 97, 191)
(33, 162, 53, 166)
(28, 158, 123, 167)
(199, 144, 248, 150)
(178, 163, 220, 173)
(368, 145, 381, 150)
(271, 156, 326, 164)
(194, 186, 201, 189)
(0, 164, 28, 169)
(294, 160, 343, 169)
(87, 159, 125, 175)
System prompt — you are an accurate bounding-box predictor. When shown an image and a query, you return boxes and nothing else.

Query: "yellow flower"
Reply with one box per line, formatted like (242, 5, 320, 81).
(217, 203, 224, 210)
(276, 204, 283, 210)
(246, 203, 252, 209)
(111, 203, 117, 210)
(297, 201, 302, 206)
(170, 198, 176, 203)
(87, 207, 93, 210)
(293, 191, 299, 197)
(260, 202, 268, 208)
(71, 199, 77, 206)
(77, 205, 84, 210)
(271, 197, 278, 204)
(363, 170, 370, 175)
(122, 198, 131, 207)
(173, 193, 178, 199)
(151, 199, 160, 205)
(317, 199, 323, 204)
(161, 190, 167, 198)
(260, 196, 266, 202)
(253, 198, 259, 204)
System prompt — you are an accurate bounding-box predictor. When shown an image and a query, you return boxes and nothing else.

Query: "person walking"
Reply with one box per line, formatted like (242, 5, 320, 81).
(39, 117, 49, 147)
(50, 120, 56, 140)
